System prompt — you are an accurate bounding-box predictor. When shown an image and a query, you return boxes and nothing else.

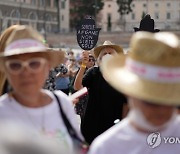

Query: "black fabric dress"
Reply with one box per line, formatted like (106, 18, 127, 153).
(74, 67, 89, 119)
(81, 66, 127, 144)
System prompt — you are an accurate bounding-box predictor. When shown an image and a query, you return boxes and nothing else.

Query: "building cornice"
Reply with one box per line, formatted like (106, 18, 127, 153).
(133, 0, 179, 1)
(0, 1, 57, 12)
(2, 16, 58, 25)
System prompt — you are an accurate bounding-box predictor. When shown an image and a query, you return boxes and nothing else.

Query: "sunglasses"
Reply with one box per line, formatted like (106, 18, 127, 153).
(89, 58, 95, 62)
(5, 57, 47, 75)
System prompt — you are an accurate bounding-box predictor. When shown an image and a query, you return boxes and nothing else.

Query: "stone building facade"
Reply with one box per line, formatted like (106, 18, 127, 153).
(0, 0, 69, 34)
(98, 0, 180, 32)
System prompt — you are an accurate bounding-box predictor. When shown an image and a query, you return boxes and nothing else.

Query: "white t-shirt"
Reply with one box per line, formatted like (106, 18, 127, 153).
(0, 90, 82, 154)
(89, 116, 180, 154)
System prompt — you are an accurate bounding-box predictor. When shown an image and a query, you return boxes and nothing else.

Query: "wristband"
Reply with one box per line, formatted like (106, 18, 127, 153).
(81, 64, 86, 68)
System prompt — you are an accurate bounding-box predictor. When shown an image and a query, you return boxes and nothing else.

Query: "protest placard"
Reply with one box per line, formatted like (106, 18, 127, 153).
(76, 17, 101, 50)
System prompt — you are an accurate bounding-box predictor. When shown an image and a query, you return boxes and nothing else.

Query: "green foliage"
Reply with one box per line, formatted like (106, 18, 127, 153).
(117, 0, 133, 16)
(70, 0, 104, 30)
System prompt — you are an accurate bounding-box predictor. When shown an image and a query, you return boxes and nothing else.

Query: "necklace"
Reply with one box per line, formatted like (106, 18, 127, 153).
(8, 93, 46, 132)
(22, 104, 46, 132)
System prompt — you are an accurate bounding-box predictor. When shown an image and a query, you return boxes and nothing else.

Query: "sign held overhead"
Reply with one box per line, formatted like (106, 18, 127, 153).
(76, 16, 101, 50)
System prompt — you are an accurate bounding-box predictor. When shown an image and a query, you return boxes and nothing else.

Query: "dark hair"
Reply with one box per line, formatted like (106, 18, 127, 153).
(89, 54, 95, 59)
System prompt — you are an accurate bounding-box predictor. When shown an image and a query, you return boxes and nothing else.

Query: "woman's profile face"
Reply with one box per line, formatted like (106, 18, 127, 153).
(4, 53, 50, 95)
(87, 56, 95, 68)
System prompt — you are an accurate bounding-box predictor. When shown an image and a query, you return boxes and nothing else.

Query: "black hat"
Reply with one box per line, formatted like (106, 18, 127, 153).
(134, 14, 160, 33)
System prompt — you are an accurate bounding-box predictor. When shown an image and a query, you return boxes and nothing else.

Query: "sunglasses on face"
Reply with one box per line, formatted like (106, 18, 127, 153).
(5, 57, 47, 75)
(89, 58, 95, 62)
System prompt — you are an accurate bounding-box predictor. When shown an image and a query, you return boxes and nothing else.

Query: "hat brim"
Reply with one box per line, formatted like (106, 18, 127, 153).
(101, 55, 180, 106)
(94, 44, 123, 58)
(134, 27, 160, 33)
(45, 48, 65, 68)
(133, 27, 140, 32)
(154, 29, 160, 32)
(0, 48, 65, 71)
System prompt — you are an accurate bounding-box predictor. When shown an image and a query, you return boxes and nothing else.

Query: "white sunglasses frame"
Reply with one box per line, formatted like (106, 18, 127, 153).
(5, 57, 47, 75)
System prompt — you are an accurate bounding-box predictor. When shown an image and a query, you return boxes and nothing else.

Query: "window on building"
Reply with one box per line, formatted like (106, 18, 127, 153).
(7, 20, 11, 27)
(107, 13, 112, 31)
(54, 16, 57, 21)
(45, 14, 52, 21)
(46, 0, 50, 7)
(155, 12, 159, 19)
(53, 0, 58, 7)
(0, 10, 2, 19)
(167, 3, 171, 7)
(132, 4, 135, 7)
(39, 0, 45, 6)
(29, 12, 37, 20)
(62, 15, 64, 21)
(132, 13, 135, 20)
(167, 12, 171, 19)
(143, 3, 147, 7)
(46, 24, 51, 32)
(108, 4, 111, 8)
(11, 10, 20, 18)
(31, 0, 36, 5)
(61, 1, 65, 9)
(155, 3, 159, 7)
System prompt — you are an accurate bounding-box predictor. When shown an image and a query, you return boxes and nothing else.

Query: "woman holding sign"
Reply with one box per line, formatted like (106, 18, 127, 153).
(74, 41, 128, 144)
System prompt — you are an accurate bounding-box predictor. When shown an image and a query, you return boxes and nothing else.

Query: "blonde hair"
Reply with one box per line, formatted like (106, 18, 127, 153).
(0, 25, 21, 95)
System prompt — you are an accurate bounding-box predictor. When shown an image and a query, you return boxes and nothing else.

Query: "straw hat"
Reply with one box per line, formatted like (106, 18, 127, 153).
(0, 25, 65, 70)
(93, 41, 123, 58)
(101, 32, 180, 106)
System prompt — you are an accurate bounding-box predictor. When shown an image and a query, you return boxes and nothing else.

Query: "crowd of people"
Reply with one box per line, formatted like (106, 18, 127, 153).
(43, 49, 96, 119)
(0, 14, 179, 154)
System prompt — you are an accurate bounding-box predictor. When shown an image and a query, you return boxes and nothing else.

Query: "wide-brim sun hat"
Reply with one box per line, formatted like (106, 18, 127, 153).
(101, 32, 180, 106)
(93, 40, 124, 58)
(0, 25, 65, 71)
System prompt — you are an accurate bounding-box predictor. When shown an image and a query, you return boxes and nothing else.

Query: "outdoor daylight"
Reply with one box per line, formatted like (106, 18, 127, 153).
(0, 0, 179, 154)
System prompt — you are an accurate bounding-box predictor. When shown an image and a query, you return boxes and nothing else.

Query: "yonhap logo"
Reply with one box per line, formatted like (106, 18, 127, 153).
(147, 132, 180, 148)
(147, 132, 161, 148)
